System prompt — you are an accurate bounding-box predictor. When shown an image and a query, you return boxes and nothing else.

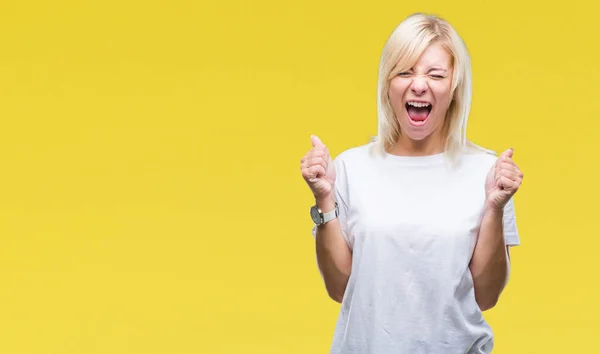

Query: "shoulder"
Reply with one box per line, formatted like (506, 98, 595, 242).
(458, 143, 499, 171)
(333, 142, 377, 166)
(330, 142, 378, 190)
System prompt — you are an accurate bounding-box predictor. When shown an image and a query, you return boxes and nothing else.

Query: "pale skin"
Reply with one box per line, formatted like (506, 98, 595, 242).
(300, 41, 523, 308)
(301, 134, 351, 303)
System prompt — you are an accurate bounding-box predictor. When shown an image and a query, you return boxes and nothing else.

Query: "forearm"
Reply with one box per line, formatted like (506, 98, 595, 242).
(469, 207, 509, 311)
(314, 197, 352, 303)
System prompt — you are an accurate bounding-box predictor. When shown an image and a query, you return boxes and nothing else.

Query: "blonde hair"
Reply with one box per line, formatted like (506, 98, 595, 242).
(371, 13, 492, 161)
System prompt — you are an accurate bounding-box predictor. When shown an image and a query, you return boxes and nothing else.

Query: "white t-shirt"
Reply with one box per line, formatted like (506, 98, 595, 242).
(311, 142, 520, 354)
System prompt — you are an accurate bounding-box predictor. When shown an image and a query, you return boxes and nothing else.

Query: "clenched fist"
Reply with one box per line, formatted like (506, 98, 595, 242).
(485, 148, 524, 211)
(300, 135, 336, 202)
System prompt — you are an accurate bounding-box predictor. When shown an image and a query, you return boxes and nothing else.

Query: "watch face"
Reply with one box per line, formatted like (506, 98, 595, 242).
(310, 206, 322, 224)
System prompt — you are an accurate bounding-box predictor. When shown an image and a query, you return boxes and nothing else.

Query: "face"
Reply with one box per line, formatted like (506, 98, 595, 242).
(388, 41, 454, 143)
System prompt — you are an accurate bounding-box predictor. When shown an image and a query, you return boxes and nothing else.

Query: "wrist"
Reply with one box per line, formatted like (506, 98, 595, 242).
(315, 195, 336, 212)
(484, 201, 504, 218)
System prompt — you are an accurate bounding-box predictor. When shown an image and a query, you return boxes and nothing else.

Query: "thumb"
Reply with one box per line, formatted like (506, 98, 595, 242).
(500, 148, 514, 159)
(311, 134, 325, 148)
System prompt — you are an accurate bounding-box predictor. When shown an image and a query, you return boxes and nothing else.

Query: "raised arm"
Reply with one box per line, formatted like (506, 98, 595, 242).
(301, 135, 352, 302)
(470, 148, 523, 311)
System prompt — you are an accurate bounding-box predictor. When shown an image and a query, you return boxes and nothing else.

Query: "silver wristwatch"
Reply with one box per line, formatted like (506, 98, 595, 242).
(310, 202, 339, 225)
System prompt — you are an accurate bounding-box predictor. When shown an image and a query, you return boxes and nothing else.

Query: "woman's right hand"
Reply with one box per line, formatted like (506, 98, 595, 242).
(301, 135, 336, 202)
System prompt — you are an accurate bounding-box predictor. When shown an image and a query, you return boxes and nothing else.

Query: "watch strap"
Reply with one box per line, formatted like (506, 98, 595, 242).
(320, 203, 339, 224)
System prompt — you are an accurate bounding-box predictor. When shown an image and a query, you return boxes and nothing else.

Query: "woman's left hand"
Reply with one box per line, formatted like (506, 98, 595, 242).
(485, 148, 524, 211)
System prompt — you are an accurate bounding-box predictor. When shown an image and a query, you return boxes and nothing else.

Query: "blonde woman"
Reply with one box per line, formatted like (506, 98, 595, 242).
(300, 13, 524, 354)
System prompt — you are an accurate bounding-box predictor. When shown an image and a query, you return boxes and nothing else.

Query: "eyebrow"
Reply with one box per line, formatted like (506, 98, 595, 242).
(427, 67, 448, 73)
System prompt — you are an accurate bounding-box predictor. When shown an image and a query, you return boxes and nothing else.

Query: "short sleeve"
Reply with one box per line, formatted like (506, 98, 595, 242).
(311, 157, 354, 250)
(503, 197, 520, 246)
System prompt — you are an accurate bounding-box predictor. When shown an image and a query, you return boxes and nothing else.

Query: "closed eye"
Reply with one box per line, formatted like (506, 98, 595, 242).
(397, 72, 446, 79)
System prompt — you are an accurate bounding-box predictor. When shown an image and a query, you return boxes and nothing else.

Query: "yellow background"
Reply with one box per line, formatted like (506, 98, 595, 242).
(0, 0, 597, 353)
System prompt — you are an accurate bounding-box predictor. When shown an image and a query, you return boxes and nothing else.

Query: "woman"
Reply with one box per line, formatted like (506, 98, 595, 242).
(300, 13, 523, 354)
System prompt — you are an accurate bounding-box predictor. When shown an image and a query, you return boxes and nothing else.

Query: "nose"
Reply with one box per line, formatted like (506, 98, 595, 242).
(410, 76, 428, 95)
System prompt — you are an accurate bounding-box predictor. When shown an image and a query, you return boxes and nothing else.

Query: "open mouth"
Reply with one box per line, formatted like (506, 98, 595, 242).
(405, 101, 432, 125)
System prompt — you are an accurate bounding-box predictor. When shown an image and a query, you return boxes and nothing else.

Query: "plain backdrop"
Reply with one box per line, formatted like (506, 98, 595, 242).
(0, 1, 598, 353)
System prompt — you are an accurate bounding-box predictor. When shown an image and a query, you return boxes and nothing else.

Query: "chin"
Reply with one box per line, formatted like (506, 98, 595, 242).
(404, 131, 431, 141)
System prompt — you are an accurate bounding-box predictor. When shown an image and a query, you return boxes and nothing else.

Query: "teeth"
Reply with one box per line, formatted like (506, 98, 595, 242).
(407, 101, 431, 108)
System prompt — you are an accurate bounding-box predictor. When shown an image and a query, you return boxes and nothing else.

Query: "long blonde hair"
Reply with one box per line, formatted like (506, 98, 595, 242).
(371, 13, 492, 161)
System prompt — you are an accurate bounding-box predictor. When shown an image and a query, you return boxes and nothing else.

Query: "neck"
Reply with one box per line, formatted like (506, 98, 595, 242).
(389, 133, 444, 157)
